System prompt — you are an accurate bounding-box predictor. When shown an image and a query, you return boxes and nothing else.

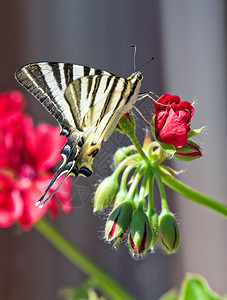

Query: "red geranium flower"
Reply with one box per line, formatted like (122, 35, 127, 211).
(154, 94, 194, 148)
(0, 90, 25, 115)
(0, 90, 72, 230)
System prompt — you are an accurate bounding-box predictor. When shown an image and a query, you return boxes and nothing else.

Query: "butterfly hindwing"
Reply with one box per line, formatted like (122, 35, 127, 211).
(64, 74, 131, 142)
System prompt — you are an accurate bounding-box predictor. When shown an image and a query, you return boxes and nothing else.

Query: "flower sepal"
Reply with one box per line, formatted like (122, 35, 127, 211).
(159, 165, 182, 178)
(105, 200, 133, 241)
(158, 210, 180, 254)
(187, 126, 205, 139)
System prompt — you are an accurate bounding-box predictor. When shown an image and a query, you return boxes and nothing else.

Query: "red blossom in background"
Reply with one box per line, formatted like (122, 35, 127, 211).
(0, 90, 72, 230)
(154, 94, 194, 148)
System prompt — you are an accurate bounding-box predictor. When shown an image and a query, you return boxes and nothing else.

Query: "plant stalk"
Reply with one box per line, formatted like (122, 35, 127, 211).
(161, 173, 227, 218)
(34, 218, 136, 300)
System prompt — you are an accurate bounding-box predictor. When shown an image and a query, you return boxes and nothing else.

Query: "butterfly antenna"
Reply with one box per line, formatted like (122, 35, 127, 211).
(130, 44, 137, 71)
(137, 57, 154, 71)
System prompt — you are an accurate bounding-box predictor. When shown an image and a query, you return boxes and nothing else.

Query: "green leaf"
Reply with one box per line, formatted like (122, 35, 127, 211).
(60, 286, 88, 300)
(187, 126, 205, 139)
(179, 274, 223, 300)
(159, 289, 178, 300)
(60, 279, 102, 300)
(61, 287, 106, 300)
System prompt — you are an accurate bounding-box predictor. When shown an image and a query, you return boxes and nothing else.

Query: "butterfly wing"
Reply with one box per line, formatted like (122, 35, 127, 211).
(64, 74, 131, 143)
(15, 62, 113, 133)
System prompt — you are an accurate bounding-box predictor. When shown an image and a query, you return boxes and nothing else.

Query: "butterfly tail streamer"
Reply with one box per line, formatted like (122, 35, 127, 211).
(36, 137, 81, 208)
(36, 172, 71, 208)
(35, 161, 75, 208)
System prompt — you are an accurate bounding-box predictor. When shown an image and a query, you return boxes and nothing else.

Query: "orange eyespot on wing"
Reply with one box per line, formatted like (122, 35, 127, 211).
(86, 146, 100, 157)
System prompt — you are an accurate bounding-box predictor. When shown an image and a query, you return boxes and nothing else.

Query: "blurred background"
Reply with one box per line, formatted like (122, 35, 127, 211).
(0, 0, 227, 299)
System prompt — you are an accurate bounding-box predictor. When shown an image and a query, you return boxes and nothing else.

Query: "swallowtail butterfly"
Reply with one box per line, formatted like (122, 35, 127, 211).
(15, 62, 143, 207)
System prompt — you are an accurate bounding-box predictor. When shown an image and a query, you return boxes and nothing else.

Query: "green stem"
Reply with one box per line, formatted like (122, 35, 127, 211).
(34, 219, 136, 300)
(153, 167, 169, 212)
(147, 169, 154, 215)
(120, 162, 141, 190)
(152, 146, 169, 166)
(113, 154, 141, 177)
(127, 165, 146, 201)
(127, 132, 150, 166)
(161, 173, 227, 218)
(138, 170, 148, 203)
(147, 142, 160, 158)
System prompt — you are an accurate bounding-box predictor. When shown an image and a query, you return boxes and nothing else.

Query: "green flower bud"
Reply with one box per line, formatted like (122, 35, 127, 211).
(128, 206, 152, 257)
(158, 211, 180, 254)
(175, 141, 202, 161)
(113, 147, 134, 166)
(116, 112, 135, 136)
(105, 200, 133, 241)
(93, 175, 119, 212)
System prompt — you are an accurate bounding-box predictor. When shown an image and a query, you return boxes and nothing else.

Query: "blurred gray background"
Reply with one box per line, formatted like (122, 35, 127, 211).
(0, 0, 226, 299)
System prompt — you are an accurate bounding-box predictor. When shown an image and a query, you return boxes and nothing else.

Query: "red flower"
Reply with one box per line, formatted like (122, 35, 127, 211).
(0, 90, 25, 115)
(154, 94, 194, 148)
(0, 91, 72, 230)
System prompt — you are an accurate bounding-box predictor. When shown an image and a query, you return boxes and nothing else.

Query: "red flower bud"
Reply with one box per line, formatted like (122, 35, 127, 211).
(154, 94, 194, 148)
(105, 200, 133, 241)
(128, 206, 152, 256)
(175, 141, 202, 161)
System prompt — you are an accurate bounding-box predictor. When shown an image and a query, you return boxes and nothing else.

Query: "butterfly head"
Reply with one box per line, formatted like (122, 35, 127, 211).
(125, 71, 143, 107)
(127, 71, 143, 83)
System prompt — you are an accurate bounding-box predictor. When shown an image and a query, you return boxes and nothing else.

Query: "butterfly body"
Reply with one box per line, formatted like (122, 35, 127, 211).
(15, 62, 143, 206)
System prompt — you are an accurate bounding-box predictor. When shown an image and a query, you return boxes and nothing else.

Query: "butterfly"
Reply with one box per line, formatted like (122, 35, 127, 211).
(15, 62, 143, 207)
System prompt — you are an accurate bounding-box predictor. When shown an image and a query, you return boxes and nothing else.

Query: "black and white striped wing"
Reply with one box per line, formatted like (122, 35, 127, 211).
(64, 74, 130, 142)
(15, 62, 112, 131)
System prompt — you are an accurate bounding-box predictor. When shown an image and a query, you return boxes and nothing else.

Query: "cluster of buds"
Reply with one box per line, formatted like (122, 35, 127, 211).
(93, 133, 180, 258)
(93, 94, 203, 258)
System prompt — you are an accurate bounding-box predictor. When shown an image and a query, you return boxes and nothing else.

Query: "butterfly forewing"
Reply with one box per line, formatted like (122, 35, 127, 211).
(15, 62, 112, 131)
